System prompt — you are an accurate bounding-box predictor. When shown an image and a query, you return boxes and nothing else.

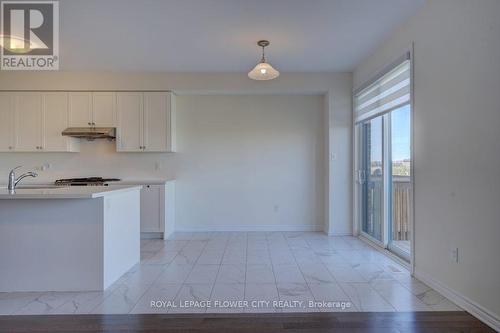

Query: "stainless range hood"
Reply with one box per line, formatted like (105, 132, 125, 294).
(61, 127, 116, 140)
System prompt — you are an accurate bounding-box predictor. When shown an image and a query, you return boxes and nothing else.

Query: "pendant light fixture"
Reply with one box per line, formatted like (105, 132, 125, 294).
(248, 40, 280, 80)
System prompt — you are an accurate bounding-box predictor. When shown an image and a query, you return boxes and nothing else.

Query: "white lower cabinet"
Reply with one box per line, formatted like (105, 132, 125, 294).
(140, 185, 162, 233)
(139, 181, 175, 239)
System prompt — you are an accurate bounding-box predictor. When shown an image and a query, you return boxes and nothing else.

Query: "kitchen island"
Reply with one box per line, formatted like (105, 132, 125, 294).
(0, 186, 142, 292)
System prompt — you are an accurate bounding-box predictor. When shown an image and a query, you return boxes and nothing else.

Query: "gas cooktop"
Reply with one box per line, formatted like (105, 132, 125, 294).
(54, 177, 121, 186)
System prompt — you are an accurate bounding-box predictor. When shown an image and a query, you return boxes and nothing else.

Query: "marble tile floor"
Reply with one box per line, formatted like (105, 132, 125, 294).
(0, 232, 461, 315)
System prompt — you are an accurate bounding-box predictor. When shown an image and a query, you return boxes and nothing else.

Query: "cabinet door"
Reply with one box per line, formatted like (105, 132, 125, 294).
(92, 92, 116, 126)
(0, 93, 15, 152)
(116, 92, 143, 152)
(68, 92, 92, 127)
(143, 92, 170, 152)
(15, 93, 42, 151)
(43, 92, 70, 151)
(140, 185, 163, 232)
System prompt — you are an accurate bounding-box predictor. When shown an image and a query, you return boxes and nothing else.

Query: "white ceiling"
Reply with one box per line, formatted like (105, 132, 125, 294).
(58, 0, 424, 72)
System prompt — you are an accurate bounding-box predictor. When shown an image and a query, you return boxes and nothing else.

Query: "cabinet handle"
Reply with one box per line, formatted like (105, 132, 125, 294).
(88, 122, 91, 126)
(8, 146, 12, 150)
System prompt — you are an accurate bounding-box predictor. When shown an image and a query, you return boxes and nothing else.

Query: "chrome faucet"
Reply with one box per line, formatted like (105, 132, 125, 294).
(8, 166, 38, 192)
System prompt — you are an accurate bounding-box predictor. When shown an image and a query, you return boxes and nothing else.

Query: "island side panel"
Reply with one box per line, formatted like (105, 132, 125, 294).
(102, 189, 140, 289)
(0, 199, 104, 292)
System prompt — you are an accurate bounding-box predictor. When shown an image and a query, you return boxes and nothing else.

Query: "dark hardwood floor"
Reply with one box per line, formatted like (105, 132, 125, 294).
(0, 311, 495, 333)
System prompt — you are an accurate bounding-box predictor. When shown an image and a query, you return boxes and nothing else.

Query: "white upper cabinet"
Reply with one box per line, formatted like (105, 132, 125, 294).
(117, 92, 175, 153)
(68, 92, 92, 127)
(143, 92, 170, 152)
(0, 93, 15, 152)
(0, 91, 174, 153)
(69, 92, 116, 127)
(0, 92, 78, 153)
(92, 92, 116, 127)
(14, 93, 43, 152)
(43, 92, 79, 152)
(116, 92, 143, 152)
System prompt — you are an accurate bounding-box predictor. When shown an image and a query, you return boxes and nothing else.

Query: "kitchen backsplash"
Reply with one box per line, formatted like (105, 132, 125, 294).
(0, 140, 177, 184)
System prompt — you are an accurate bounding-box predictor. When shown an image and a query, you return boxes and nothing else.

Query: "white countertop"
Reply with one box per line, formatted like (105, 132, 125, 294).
(0, 185, 143, 199)
(115, 179, 175, 185)
(0, 179, 175, 187)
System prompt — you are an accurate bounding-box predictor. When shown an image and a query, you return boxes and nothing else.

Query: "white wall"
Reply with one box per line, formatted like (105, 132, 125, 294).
(0, 72, 352, 234)
(174, 95, 324, 231)
(326, 90, 353, 236)
(354, 0, 500, 327)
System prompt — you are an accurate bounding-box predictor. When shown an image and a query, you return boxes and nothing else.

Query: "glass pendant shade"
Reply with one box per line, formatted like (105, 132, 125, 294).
(248, 61, 280, 80)
(248, 40, 279, 80)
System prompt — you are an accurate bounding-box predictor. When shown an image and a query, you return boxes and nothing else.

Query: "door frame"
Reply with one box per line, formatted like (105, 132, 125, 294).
(352, 44, 415, 274)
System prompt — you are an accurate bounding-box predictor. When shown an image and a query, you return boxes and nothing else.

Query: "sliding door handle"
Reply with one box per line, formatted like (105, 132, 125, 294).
(356, 170, 366, 184)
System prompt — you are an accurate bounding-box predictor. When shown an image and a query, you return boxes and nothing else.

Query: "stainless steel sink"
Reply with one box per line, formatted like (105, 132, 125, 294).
(15, 185, 61, 189)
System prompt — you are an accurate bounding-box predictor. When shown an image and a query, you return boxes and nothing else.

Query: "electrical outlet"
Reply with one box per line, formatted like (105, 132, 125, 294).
(451, 247, 459, 263)
(155, 161, 164, 171)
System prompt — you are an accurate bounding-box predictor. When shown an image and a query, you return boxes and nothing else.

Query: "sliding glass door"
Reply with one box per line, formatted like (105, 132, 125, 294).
(360, 116, 384, 242)
(354, 53, 413, 261)
(356, 105, 412, 260)
(388, 105, 412, 260)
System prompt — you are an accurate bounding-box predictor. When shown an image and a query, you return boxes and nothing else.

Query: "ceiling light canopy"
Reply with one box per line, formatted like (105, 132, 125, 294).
(248, 40, 279, 81)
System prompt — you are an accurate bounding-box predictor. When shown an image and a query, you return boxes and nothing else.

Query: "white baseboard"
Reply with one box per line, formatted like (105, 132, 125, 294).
(140, 232, 164, 239)
(414, 269, 500, 332)
(164, 229, 175, 240)
(327, 231, 353, 236)
(174, 224, 324, 232)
